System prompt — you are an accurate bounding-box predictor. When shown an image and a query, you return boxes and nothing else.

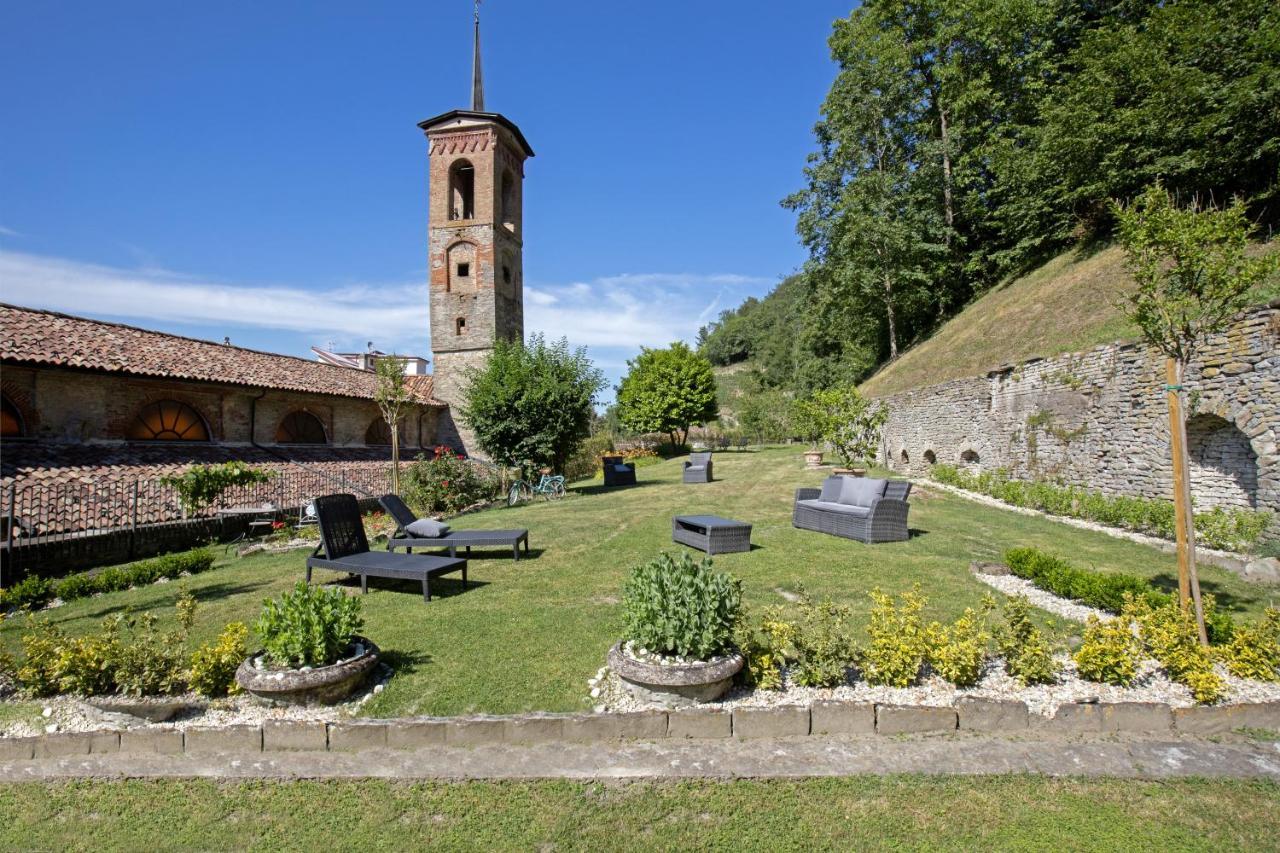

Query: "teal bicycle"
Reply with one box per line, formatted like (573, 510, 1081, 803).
(507, 471, 567, 506)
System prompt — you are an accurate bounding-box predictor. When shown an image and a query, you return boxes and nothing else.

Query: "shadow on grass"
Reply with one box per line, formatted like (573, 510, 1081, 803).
(54, 579, 277, 623)
(329, 574, 490, 602)
(571, 482, 662, 498)
(378, 648, 433, 678)
(1148, 572, 1264, 615)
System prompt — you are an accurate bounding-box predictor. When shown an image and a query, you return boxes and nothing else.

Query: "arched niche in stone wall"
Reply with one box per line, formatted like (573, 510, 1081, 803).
(446, 242, 477, 294)
(1186, 413, 1258, 509)
(924, 449, 937, 465)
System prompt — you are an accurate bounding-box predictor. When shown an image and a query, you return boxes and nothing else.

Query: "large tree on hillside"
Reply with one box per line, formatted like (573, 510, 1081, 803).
(615, 343, 719, 447)
(462, 335, 605, 476)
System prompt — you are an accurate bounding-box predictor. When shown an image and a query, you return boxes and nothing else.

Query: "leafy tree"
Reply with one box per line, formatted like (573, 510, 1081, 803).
(162, 462, 272, 515)
(1114, 182, 1280, 643)
(461, 334, 605, 475)
(373, 356, 412, 495)
(615, 342, 719, 447)
(807, 386, 889, 468)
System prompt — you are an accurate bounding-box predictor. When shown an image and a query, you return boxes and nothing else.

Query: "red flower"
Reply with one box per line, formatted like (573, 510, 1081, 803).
(271, 521, 285, 530)
(442, 480, 450, 487)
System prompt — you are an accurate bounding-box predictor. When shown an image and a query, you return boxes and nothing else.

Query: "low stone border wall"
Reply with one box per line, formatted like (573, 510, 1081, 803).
(3, 700, 1277, 761)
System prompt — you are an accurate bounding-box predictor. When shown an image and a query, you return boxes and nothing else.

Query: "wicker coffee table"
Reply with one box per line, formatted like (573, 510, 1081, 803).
(672, 515, 752, 555)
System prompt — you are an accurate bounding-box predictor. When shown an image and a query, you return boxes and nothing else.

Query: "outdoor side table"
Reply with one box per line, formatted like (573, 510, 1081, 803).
(671, 515, 752, 555)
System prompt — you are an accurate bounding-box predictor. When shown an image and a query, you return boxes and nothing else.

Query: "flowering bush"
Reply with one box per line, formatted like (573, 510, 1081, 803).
(402, 448, 499, 515)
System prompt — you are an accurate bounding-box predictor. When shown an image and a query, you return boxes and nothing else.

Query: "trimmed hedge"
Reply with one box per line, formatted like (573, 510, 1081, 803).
(1003, 547, 1234, 644)
(933, 465, 1272, 552)
(0, 549, 216, 611)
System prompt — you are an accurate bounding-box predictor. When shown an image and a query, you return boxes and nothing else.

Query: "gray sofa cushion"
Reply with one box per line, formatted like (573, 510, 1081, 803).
(819, 477, 844, 502)
(839, 477, 887, 507)
(797, 499, 870, 517)
(406, 518, 450, 538)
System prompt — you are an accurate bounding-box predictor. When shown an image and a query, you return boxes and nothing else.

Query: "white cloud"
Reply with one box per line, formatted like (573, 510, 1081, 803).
(0, 249, 776, 382)
(0, 226, 20, 237)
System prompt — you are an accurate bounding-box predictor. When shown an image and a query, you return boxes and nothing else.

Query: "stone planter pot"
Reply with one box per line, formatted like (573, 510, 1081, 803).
(607, 642, 743, 708)
(236, 637, 380, 706)
(803, 450, 824, 468)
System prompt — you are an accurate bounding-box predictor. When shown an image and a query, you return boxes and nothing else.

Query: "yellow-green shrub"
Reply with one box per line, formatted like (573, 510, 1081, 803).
(861, 586, 928, 687)
(1073, 616, 1142, 686)
(1218, 607, 1279, 682)
(1129, 596, 1225, 704)
(790, 595, 859, 688)
(735, 606, 795, 690)
(996, 596, 1060, 685)
(190, 622, 249, 698)
(926, 597, 994, 688)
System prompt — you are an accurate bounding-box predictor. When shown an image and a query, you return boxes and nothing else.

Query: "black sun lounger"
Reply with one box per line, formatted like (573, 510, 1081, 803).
(378, 494, 530, 561)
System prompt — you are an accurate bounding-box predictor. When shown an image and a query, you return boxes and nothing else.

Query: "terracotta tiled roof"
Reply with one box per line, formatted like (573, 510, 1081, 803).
(0, 303, 444, 406)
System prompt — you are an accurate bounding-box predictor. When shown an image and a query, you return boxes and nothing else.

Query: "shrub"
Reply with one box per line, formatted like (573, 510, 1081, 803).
(926, 597, 995, 687)
(1073, 615, 1143, 686)
(861, 586, 928, 687)
(735, 605, 795, 690)
(0, 549, 216, 612)
(162, 461, 273, 515)
(621, 552, 742, 660)
(1217, 607, 1280, 682)
(190, 622, 249, 697)
(256, 582, 363, 669)
(1003, 547, 1235, 643)
(104, 611, 188, 697)
(15, 620, 66, 696)
(402, 449, 498, 515)
(564, 432, 616, 482)
(790, 595, 859, 688)
(996, 596, 1060, 685)
(933, 467, 1271, 551)
(1129, 596, 1225, 704)
(52, 634, 118, 697)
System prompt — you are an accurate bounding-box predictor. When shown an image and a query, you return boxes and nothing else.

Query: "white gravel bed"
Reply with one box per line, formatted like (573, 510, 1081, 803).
(972, 572, 1113, 624)
(0, 664, 393, 737)
(594, 656, 1280, 719)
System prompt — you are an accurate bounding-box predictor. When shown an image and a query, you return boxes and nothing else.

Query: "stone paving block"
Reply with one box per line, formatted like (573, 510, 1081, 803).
(1101, 702, 1173, 733)
(506, 714, 567, 744)
(666, 708, 731, 739)
(386, 719, 448, 749)
(0, 737, 36, 761)
(444, 716, 506, 747)
(733, 705, 810, 738)
(1174, 702, 1280, 735)
(184, 725, 263, 753)
(810, 701, 875, 735)
(119, 729, 183, 755)
(1042, 703, 1103, 734)
(328, 722, 388, 751)
(36, 732, 92, 758)
(956, 698, 1029, 732)
(263, 720, 329, 752)
(88, 731, 121, 754)
(876, 705, 957, 735)
(563, 712, 668, 743)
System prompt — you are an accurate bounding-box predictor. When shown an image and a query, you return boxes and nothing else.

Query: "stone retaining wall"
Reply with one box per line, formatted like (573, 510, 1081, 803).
(876, 301, 1280, 541)
(3, 701, 1277, 760)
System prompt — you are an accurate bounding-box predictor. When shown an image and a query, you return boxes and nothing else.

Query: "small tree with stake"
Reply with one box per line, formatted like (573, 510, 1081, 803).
(1113, 183, 1279, 644)
(374, 356, 413, 496)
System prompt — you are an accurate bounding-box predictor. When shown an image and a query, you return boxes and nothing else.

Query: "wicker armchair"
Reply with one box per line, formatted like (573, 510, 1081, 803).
(602, 455, 637, 487)
(792, 476, 912, 543)
(683, 451, 713, 484)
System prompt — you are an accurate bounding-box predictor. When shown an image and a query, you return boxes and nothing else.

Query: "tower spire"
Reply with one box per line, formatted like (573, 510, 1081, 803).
(471, 0, 484, 112)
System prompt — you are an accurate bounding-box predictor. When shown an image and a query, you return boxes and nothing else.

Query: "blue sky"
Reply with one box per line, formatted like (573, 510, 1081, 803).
(0, 0, 851, 392)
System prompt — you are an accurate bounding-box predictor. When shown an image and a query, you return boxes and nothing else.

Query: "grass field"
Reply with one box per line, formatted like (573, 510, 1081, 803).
(0, 776, 1277, 850)
(2, 447, 1274, 717)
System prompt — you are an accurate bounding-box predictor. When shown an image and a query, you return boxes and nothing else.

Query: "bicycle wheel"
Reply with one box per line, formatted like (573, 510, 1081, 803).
(507, 482, 524, 507)
(550, 480, 567, 500)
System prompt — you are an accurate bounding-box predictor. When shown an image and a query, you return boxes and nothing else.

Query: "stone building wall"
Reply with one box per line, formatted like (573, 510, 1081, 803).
(877, 301, 1280, 539)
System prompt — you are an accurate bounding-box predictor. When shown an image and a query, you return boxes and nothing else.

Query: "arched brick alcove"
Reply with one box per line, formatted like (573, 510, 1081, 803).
(1186, 413, 1258, 509)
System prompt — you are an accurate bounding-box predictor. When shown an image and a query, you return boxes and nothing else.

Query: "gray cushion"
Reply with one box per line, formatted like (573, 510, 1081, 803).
(839, 477, 887, 508)
(686, 465, 706, 472)
(797, 499, 870, 517)
(819, 477, 844, 502)
(614, 464, 631, 473)
(406, 518, 450, 538)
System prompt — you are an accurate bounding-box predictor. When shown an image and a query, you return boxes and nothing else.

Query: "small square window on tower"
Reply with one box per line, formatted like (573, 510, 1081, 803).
(457, 262, 470, 278)
(455, 317, 466, 336)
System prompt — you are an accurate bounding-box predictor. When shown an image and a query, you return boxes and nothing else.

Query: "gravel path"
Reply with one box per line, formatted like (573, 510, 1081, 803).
(972, 571, 1112, 624)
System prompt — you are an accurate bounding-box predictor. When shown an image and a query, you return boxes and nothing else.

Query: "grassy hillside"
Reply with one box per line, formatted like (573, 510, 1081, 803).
(861, 243, 1280, 398)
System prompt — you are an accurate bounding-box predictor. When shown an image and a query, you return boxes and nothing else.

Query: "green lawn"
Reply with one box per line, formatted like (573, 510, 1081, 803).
(2, 447, 1273, 717)
(0, 777, 1276, 850)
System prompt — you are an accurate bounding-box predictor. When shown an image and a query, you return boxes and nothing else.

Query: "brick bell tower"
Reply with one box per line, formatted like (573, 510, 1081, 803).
(420, 2, 534, 455)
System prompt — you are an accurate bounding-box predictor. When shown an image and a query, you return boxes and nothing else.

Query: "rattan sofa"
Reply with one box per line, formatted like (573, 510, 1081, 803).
(792, 476, 911, 543)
